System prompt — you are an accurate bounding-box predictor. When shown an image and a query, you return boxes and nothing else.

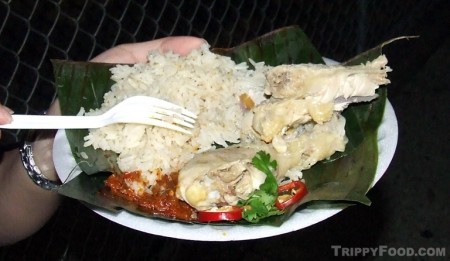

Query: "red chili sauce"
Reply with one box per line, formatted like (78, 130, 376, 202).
(101, 171, 197, 221)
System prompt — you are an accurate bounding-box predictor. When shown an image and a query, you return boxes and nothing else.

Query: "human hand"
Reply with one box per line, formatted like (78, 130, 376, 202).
(49, 36, 206, 115)
(90, 36, 206, 63)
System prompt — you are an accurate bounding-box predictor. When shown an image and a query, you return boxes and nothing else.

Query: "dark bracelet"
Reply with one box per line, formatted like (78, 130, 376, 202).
(19, 141, 61, 191)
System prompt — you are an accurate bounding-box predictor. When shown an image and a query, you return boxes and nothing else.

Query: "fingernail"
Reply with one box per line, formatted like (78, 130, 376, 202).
(4, 106, 14, 114)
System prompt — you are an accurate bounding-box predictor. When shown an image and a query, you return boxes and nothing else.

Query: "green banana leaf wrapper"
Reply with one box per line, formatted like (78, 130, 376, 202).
(54, 25, 392, 225)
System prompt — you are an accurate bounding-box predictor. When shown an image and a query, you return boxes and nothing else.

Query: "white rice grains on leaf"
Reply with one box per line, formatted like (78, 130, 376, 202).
(83, 44, 268, 187)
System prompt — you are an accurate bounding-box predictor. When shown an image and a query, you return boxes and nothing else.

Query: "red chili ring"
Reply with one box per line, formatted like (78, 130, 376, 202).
(275, 181, 307, 210)
(197, 206, 243, 222)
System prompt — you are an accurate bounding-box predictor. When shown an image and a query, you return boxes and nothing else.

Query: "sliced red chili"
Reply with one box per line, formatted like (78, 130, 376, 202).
(275, 180, 307, 210)
(197, 206, 243, 222)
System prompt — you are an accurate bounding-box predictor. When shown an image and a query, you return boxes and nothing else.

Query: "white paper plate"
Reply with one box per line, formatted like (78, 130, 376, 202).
(53, 99, 397, 241)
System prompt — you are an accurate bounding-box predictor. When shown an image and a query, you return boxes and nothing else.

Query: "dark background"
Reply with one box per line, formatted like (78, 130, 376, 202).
(0, 0, 449, 260)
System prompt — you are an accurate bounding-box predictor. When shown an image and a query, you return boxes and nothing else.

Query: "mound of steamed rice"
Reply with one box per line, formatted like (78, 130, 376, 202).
(83, 44, 268, 189)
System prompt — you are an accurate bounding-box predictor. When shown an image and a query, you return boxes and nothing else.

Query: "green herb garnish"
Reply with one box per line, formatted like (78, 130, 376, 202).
(239, 151, 283, 223)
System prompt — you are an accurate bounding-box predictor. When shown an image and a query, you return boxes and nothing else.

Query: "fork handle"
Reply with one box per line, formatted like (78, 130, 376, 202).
(0, 115, 101, 129)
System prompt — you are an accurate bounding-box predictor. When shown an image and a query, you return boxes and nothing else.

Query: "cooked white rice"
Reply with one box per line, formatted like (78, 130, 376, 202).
(83, 44, 268, 187)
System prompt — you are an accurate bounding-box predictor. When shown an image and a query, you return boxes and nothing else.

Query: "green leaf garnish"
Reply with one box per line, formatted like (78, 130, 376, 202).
(252, 151, 278, 194)
(239, 151, 283, 223)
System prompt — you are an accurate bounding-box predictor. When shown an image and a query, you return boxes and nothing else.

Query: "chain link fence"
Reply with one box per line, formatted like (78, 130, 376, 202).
(0, 0, 446, 259)
(0, 0, 433, 147)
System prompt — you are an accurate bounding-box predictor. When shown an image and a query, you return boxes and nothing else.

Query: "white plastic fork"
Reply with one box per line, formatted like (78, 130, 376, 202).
(1, 96, 197, 134)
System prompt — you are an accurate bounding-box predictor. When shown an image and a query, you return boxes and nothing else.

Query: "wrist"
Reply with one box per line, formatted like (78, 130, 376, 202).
(19, 129, 61, 190)
(30, 138, 58, 182)
(19, 141, 61, 191)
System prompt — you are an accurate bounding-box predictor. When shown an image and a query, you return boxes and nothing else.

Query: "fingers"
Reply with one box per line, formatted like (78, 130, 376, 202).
(0, 105, 13, 124)
(44, 37, 205, 117)
(159, 36, 207, 56)
(90, 36, 206, 64)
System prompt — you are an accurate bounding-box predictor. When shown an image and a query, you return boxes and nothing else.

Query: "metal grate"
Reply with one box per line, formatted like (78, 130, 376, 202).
(0, 0, 433, 147)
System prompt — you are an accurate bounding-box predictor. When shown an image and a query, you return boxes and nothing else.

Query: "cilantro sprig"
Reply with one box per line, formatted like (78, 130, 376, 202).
(239, 151, 283, 223)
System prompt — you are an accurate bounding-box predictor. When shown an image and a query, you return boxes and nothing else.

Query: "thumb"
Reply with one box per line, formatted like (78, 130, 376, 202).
(159, 36, 207, 56)
(0, 105, 13, 124)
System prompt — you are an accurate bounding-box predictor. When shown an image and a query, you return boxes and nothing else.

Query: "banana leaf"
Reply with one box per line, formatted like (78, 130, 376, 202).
(55, 25, 393, 225)
(54, 61, 119, 174)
